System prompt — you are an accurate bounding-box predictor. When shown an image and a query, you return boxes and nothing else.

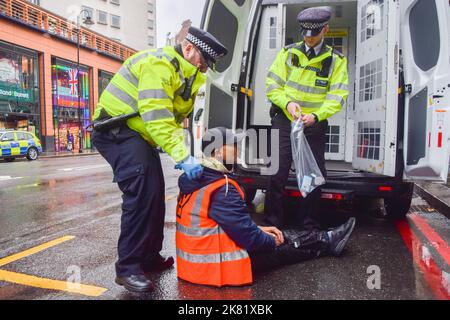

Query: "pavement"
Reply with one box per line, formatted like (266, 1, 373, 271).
(414, 164, 450, 220)
(40, 150, 99, 159)
(0, 155, 449, 300)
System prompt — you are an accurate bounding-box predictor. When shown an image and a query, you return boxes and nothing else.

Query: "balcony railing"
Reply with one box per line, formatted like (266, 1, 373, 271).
(0, 0, 136, 61)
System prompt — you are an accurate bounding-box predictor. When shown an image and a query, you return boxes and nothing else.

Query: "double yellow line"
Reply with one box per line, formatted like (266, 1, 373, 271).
(0, 236, 107, 297)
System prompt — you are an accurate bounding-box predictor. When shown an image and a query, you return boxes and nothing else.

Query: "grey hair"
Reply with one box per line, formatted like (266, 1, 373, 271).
(181, 39, 191, 48)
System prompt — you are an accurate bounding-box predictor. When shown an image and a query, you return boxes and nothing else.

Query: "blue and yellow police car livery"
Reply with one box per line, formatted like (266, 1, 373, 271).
(0, 130, 42, 162)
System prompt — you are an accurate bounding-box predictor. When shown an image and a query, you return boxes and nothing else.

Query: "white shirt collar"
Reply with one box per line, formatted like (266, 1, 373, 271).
(305, 39, 324, 56)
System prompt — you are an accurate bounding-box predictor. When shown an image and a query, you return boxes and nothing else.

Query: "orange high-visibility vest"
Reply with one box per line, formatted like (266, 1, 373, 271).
(176, 177, 253, 287)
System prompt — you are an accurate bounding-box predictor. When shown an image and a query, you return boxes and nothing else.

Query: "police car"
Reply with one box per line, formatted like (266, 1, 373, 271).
(0, 130, 42, 162)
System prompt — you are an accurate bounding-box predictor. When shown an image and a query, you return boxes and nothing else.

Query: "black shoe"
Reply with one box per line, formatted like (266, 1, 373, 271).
(115, 274, 155, 293)
(142, 255, 175, 273)
(327, 218, 356, 256)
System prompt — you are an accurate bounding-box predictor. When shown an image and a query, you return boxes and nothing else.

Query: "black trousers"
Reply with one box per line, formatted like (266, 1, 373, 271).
(92, 125, 166, 277)
(264, 112, 328, 230)
(249, 228, 329, 274)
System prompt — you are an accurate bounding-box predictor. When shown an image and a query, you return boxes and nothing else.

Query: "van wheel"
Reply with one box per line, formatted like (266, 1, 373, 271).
(384, 183, 414, 220)
(5, 157, 16, 162)
(26, 147, 39, 161)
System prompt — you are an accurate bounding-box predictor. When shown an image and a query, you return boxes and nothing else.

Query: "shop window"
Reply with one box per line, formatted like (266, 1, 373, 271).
(51, 58, 91, 152)
(0, 41, 40, 138)
(98, 70, 114, 96)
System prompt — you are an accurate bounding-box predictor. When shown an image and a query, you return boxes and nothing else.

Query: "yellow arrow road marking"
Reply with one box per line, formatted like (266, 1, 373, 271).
(0, 270, 107, 297)
(0, 236, 75, 267)
(0, 236, 108, 297)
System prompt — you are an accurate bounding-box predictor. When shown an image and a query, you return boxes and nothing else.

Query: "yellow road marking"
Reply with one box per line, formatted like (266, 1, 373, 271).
(0, 236, 75, 267)
(0, 270, 107, 297)
(0, 236, 108, 297)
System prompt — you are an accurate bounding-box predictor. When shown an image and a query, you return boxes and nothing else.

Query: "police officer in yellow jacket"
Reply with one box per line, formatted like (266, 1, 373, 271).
(92, 27, 228, 293)
(265, 7, 349, 229)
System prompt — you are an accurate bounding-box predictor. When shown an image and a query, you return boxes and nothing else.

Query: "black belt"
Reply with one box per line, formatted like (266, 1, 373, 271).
(91, 109, 140, 133)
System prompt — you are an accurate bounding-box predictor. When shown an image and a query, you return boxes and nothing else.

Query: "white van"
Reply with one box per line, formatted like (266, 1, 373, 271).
(191, 0, 450, 218)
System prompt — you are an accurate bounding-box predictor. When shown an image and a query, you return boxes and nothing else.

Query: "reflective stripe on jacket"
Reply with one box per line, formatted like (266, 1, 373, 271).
(176, 177, 253, 287)
(266, 41, 349, 122)
(94, 46, 206, 163)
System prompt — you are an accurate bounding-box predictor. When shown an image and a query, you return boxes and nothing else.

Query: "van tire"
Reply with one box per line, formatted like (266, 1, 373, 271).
(384, 183, 414, 220)
(26, 147, 39, 161)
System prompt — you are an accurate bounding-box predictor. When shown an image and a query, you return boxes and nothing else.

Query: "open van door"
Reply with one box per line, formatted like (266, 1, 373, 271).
(192, 0, 261, 156)
(400, 0, 450, 183)
(353, 0, 400, 177)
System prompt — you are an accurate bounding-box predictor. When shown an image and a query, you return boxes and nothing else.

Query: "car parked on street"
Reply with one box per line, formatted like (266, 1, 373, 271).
(0, 130, 42, 162)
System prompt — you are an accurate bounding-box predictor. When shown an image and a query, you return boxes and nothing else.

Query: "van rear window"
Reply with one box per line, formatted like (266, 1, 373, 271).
(409, 0, 440, 71)
(206, 1, 238, 72)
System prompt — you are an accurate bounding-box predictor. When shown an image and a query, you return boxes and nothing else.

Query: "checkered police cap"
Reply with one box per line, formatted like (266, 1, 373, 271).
(186, 27, 228, 69)
(297, 6, 332, 37)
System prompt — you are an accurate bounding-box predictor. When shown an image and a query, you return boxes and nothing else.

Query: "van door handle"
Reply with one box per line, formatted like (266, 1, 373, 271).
(404, 84, 412, 94)
(194, 109, 204, 122)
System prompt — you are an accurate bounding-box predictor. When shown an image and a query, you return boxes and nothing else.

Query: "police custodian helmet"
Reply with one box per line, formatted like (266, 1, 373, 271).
(298, 6, 332, 37)
(185, 27, 228, 70)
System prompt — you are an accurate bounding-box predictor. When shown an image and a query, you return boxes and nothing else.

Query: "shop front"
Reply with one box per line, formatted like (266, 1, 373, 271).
(0, 41, 40, 137)
(98, 70, 114, 96)
(52, 58, 91, 153)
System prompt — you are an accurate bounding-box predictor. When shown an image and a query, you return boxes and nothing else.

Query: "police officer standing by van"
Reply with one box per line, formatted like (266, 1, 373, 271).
(265, 7, 350, 230)
(92, 27, 227, 293)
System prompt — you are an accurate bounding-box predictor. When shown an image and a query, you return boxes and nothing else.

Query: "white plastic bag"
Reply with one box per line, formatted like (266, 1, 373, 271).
(291, 120, 326, 197)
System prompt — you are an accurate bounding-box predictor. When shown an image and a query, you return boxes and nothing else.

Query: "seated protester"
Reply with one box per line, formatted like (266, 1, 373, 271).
(175, 127, 356, 287)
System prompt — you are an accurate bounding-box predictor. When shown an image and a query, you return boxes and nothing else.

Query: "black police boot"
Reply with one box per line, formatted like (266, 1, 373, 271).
(142, 254, 175, 273)
(115, 274, 155, 293)
(327, 218, 356, 257)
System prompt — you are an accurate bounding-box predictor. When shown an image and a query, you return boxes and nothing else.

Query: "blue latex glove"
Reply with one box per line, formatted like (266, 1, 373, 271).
(175, 156, 203, 180)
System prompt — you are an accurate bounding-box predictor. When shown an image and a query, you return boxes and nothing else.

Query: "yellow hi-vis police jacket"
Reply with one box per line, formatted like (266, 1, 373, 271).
(94, 46, 206, 163)
(266, 42, 349, 122)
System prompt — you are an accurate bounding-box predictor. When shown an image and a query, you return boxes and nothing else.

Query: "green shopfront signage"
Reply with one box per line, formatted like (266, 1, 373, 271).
(0, 83, 33, 103)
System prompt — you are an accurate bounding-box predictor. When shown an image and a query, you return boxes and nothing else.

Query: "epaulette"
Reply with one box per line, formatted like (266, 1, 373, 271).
(332, 48, 345, 58)
(284, 42, 302, 51)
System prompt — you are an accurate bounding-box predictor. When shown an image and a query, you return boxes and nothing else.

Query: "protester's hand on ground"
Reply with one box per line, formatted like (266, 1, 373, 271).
(259, 226, 285, 246)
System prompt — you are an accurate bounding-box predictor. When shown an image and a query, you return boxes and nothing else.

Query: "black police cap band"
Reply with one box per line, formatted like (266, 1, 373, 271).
(185, 27, 228, 66)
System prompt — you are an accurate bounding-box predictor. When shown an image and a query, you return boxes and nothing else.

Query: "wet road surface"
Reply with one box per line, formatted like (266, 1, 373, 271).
(0, 155, 449, 300)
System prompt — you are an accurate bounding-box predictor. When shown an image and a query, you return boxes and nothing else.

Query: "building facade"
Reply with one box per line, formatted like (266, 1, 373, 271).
(166, 19, 192, 46)
(0, 0, 136, 152)
(27, 0, 156, 51)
